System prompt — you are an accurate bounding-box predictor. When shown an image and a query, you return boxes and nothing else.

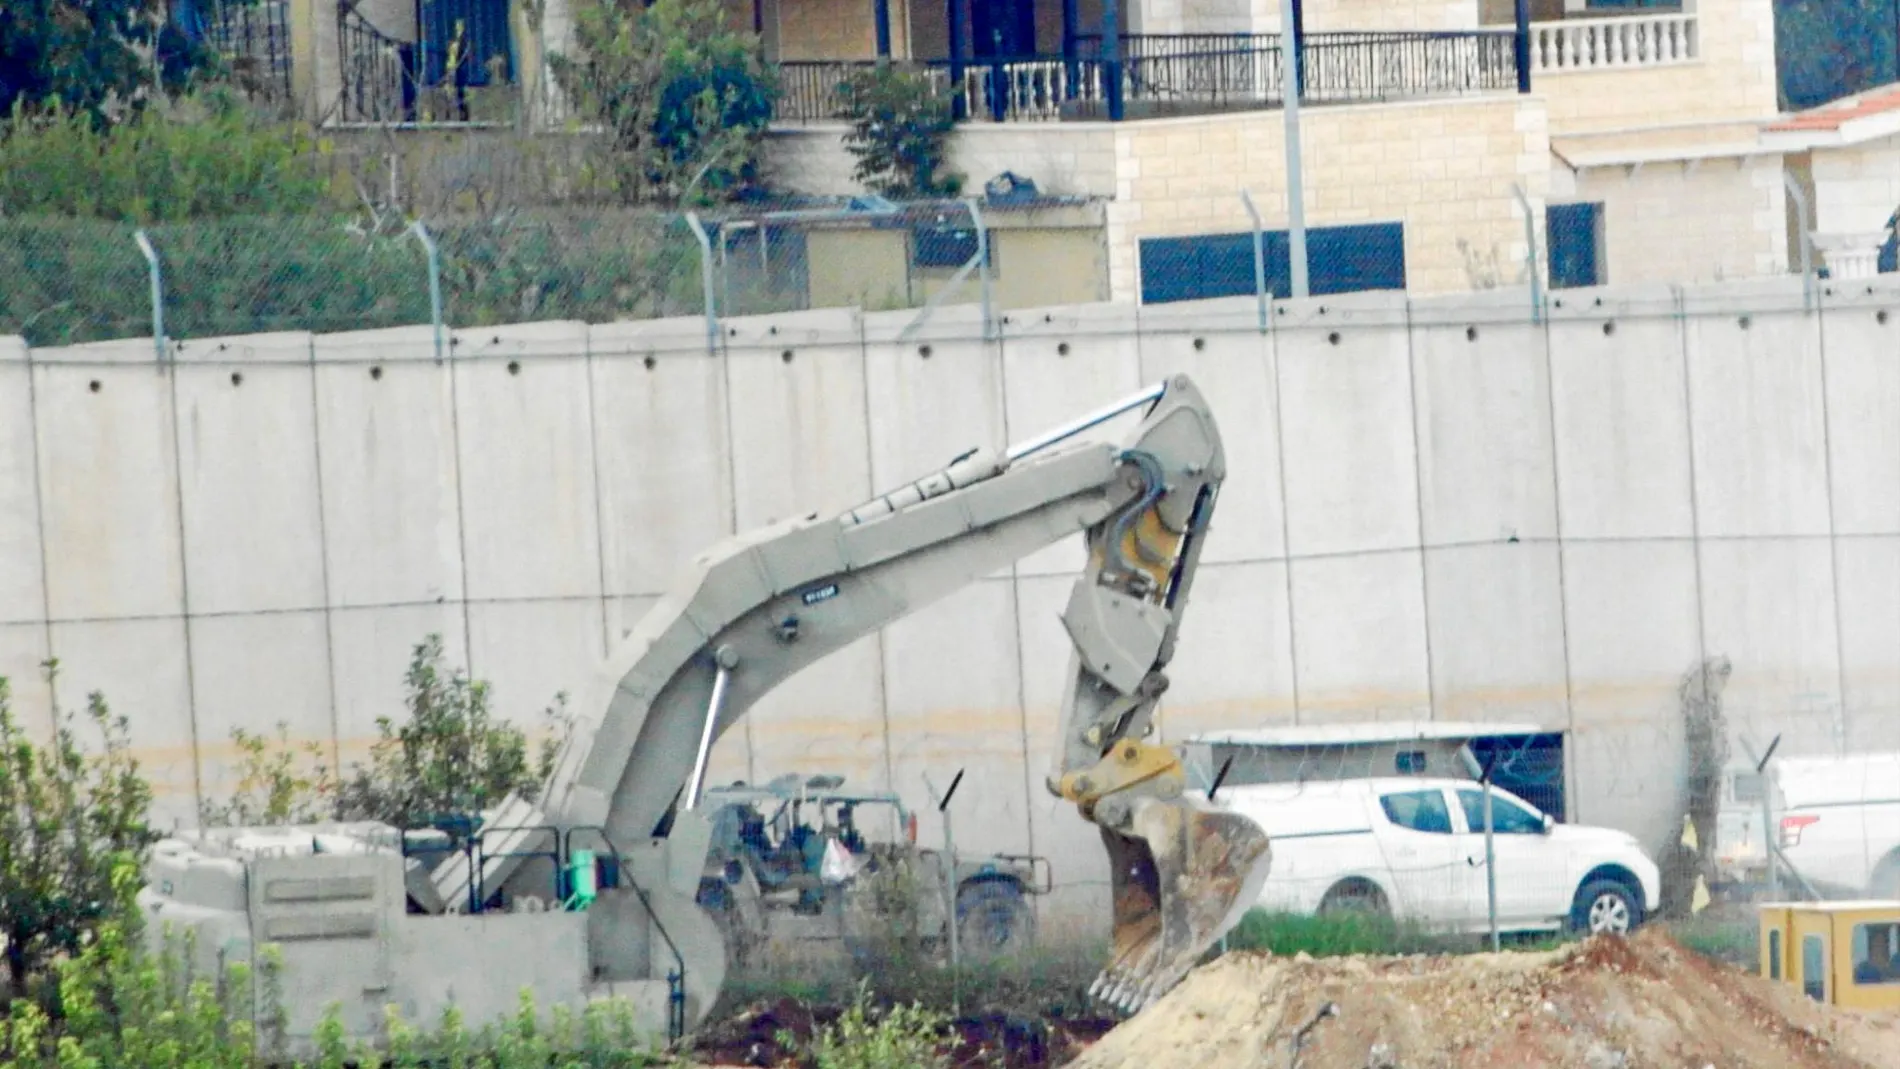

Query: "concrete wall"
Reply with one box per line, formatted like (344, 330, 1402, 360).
(5, 272, 1896, 930)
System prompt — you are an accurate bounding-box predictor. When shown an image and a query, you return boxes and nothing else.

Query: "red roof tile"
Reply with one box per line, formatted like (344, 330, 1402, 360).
(1765, 83, 1900, 132)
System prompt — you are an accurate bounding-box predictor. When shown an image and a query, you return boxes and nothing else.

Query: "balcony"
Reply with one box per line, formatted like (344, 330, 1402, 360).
(774, 29, 1523, 125)
(1528, 10, 1698, 75)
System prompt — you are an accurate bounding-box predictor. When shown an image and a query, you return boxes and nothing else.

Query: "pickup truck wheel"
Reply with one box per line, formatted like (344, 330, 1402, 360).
(1318, 880, 1389, 918)
(1571, 878, 1640, 936)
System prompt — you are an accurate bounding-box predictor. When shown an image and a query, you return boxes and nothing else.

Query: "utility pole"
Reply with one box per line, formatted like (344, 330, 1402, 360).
(1279, 0, 1308, 297)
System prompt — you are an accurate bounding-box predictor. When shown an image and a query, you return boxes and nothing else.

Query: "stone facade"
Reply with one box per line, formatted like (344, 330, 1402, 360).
(1561, 154, 1790, 286)
(1811, 137, 1900, 236)
(1105, 94, 1550, 297)
(1535, 1, 1779, 137)
(768, 93, 1552, 300)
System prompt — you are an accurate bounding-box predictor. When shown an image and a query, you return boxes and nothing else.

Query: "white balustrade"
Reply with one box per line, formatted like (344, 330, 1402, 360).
(962, 60, 1074, 122)
(1531, 12, 1697, 73)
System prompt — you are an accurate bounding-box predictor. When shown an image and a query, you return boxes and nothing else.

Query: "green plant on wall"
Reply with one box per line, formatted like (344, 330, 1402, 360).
(834, 64, 964, 199)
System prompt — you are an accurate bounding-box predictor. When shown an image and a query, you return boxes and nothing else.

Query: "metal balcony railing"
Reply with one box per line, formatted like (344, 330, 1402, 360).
(773, 29, 1521, 125)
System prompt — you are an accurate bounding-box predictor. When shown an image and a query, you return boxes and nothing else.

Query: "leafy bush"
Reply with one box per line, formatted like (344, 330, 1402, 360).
(200, 635, 572, 836)
(0, 665, 156, 999)
(784, 981, 951, 1069)
(0, 209, 705, 346)
(197, 722, 337, 828)
(0, 88, 332, 222)
(0, 854, 668, 1068)
(553, 0, 778, 205)
(0, 0, 228, 121)
(331, 634, 572, 833)
(835, 64, 963, 198)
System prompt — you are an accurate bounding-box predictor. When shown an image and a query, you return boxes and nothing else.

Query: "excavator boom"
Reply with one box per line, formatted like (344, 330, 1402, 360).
(485, 373, 1271, 1024)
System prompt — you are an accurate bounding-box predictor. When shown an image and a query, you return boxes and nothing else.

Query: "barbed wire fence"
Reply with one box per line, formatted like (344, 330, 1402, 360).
(9, 181, 1891, 352)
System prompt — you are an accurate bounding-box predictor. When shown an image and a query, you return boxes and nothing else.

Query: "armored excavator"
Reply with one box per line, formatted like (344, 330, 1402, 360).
(135, 373, 1272, 1056)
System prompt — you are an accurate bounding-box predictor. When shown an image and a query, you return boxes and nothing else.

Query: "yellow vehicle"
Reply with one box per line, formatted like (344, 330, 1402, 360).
(1759, 900, 1900, 1010)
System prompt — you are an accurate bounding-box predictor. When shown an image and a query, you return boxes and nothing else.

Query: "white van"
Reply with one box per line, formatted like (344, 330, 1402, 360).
(1203, 777, 1662, 936)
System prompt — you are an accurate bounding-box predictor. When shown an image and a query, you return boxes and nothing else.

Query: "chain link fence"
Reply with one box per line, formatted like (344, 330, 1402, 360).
(10, 184, 1894, 350)
(0, 199, 1018, 348)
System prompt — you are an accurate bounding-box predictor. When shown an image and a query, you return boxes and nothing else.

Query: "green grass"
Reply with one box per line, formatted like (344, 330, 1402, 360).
(717, 938, 1111, 1023)
(1665, 912, 1759, 970)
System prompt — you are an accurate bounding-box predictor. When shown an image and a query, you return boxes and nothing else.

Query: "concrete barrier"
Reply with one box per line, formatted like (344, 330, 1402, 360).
(7, 273, 1900, 918)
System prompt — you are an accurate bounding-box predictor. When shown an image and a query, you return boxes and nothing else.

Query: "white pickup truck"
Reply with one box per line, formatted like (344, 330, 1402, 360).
(1747, 751, 1900, 897)
(1205, 777, 1663, 936)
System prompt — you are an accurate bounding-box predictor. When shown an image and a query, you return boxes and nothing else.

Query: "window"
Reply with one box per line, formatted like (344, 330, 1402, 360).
(1380, 790, 1453, 834)
(1768, 929, 1782, 980)
(1456, 789, 1546, 835)
(1546, 202, 1605, 289)
(1803, 935, 1826, 1002)
(1853, 923, 1900, 985)
(1729, 770, 1764, 805)
(912, 225, 987, 269)
(1395, 750, 1427, 774)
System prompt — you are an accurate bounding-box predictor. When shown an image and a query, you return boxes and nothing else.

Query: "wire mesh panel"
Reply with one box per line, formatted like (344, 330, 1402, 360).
(0, 220, 155, 347)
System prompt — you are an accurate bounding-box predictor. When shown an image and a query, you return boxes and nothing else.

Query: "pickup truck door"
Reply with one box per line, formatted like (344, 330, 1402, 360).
(1370, 786, 1468, 927)
(1451, 786, 1561, 928)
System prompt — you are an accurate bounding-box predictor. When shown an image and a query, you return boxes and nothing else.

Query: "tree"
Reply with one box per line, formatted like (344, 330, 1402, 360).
(550, 0, 778, 205)
(0, 0, 227, 122)
(1775, 0, 1898, 110)
(835, 64, 964, 199)
(0, 665, 156, 998)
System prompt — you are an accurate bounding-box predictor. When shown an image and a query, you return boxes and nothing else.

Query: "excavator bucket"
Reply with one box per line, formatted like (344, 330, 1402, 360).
(1090, 795, 1273, 1015)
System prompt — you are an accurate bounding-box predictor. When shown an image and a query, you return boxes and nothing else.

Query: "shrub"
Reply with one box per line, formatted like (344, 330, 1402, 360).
(552, 0, 778, 205)
(835, 64, 963, 199)
(198, 722, 338, 828)
(0, 0, 228, 121)
(787, 981, 951, 1069)
(0, 88, 332, 222)
(198, 635, 572, 837)
(330, 634, 571, 833)
(0, 852, 669, 1068)
(0, 665, 156, 999)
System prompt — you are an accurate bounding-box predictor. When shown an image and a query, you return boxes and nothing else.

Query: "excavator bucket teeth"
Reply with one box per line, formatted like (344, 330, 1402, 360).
(1090, 796, 1272, 1016)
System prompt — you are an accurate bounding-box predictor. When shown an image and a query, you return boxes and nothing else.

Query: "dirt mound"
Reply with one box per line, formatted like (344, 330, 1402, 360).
(1068, 928, 1900, 1069)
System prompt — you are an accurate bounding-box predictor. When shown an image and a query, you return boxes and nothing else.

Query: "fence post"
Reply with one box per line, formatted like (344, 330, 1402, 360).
(1784, 172, 1816, 311)
(685, 212, 719, 356)
(1279, 0, 1309, 299)
(410, 221, 446, 362)
(1512, 182, 1544, 324)
(133, 229, 168, 363)
(1240, 189, 1269, 333)
(1478, 752, 1500, 952)
(926, 769, 966, 1016)
(968, 197, 993, 340)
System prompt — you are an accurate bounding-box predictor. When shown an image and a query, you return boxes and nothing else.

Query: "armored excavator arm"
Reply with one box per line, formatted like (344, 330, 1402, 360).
(488, 373, 1271, 1027)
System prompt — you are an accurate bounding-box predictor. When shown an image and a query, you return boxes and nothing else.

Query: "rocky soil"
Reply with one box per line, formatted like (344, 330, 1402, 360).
(1067, 928, 1900, 1069)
